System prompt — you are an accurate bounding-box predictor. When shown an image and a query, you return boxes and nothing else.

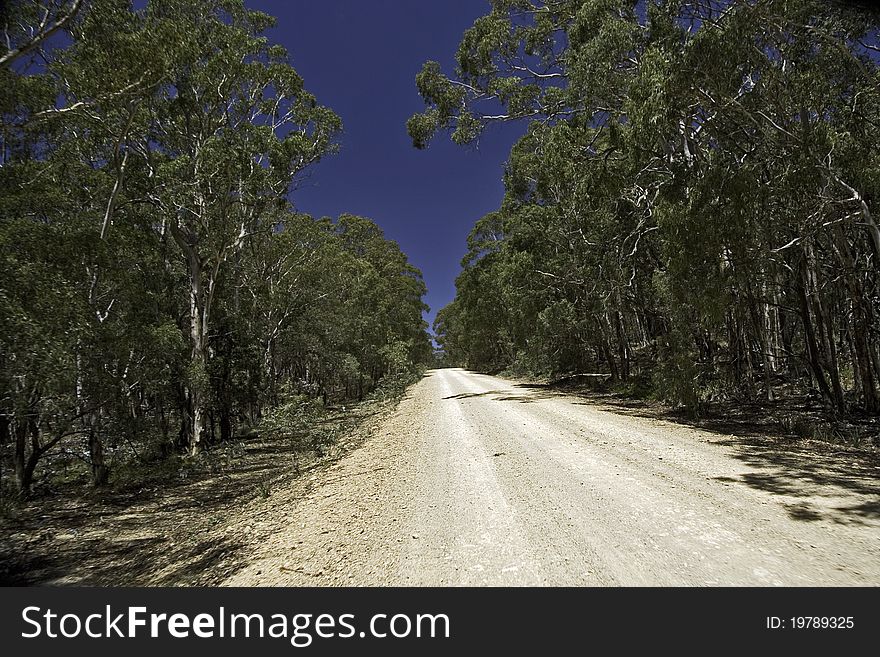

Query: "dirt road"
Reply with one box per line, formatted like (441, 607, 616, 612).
(224, 368, 880, 586)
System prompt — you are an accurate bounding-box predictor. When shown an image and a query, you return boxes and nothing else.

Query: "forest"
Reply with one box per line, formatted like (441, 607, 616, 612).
(417, 0, 880, 421)
(0, 0, 431, 497)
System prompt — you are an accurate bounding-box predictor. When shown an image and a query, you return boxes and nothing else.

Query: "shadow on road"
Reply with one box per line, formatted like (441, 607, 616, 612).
(442, 387, 558, 404)
(452, 374, 880, 528)
(442, 390, 502, 400)
(715, 438, 880, 526)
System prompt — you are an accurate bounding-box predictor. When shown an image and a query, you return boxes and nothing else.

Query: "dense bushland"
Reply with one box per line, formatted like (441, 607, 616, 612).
(1, 0, 431, 496)
(415, 0, 880, 419)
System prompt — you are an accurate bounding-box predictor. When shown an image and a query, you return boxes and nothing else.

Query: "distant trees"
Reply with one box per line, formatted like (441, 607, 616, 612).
(1, 0, 430, 495)
(417, 0, 880, 416)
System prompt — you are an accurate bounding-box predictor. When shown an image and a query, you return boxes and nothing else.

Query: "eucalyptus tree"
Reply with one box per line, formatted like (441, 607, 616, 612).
(1, 0, 180, 490)
(47, 0, 176, 484)
(418, 0, 880, 415)
(139, 0, 341, 453)
(0, 0, 429, 497)
(1, 0, 342, 490)
(333, 214, 431, 380)
(178, 209, 432, 450)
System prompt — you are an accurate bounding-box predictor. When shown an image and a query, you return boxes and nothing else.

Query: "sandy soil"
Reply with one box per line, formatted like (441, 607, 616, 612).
(222, 368, 880, 586)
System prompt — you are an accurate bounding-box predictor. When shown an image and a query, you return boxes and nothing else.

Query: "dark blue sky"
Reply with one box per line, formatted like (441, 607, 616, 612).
(247, 0, 523, 330)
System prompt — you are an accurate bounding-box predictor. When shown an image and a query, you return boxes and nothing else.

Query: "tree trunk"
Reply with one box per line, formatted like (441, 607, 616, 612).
(597, 320, 619, 382)
(796, 255, 836, 412)
(157, 397, 170, 455)
(190, 371, 206, 456)
(614, 310, 630, 381)
(806, 242, 846, 413)
(13, 420, 29, 496)
(188, 257, 209, 456)
(0, 413, 9, 493)
(14, 418, 40, 497)
(176, 384, 192, 454)
(746, 282, 774, 402)
(219, 406, 232, 443)
(168, 222, 213, 456)
(264, 337, 277, 407)
(88, 418, 109, 487)
(832, 226, 879, 413)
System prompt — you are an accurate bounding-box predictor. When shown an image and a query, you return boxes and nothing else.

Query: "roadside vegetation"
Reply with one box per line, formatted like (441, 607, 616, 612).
(0, 0, 431, 507)
(417, 0, 880, 441)
(0, 371, 419, 584)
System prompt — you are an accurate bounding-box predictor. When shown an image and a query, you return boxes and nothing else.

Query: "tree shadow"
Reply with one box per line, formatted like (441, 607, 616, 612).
(492, 395, 537, 403)
(443, 388, 557, 404)
(442, 390, 501, 400)
(716, 438, 880, 525)
(511, 377, 880, 527)
(0, 405, 383, 585)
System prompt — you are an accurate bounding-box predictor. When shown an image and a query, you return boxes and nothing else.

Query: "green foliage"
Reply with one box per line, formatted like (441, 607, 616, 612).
(421, 0, 880, 417)
(259, 393, 325, 444)
(0, 0, 430, 495)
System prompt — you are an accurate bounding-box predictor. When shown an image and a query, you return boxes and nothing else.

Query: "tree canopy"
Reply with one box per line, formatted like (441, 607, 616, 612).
(416, 0, 880, 416)
(1, 0, 431, 495)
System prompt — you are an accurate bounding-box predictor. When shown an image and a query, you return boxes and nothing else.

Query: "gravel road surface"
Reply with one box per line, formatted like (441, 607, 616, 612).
(224, 368, 880, 586)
